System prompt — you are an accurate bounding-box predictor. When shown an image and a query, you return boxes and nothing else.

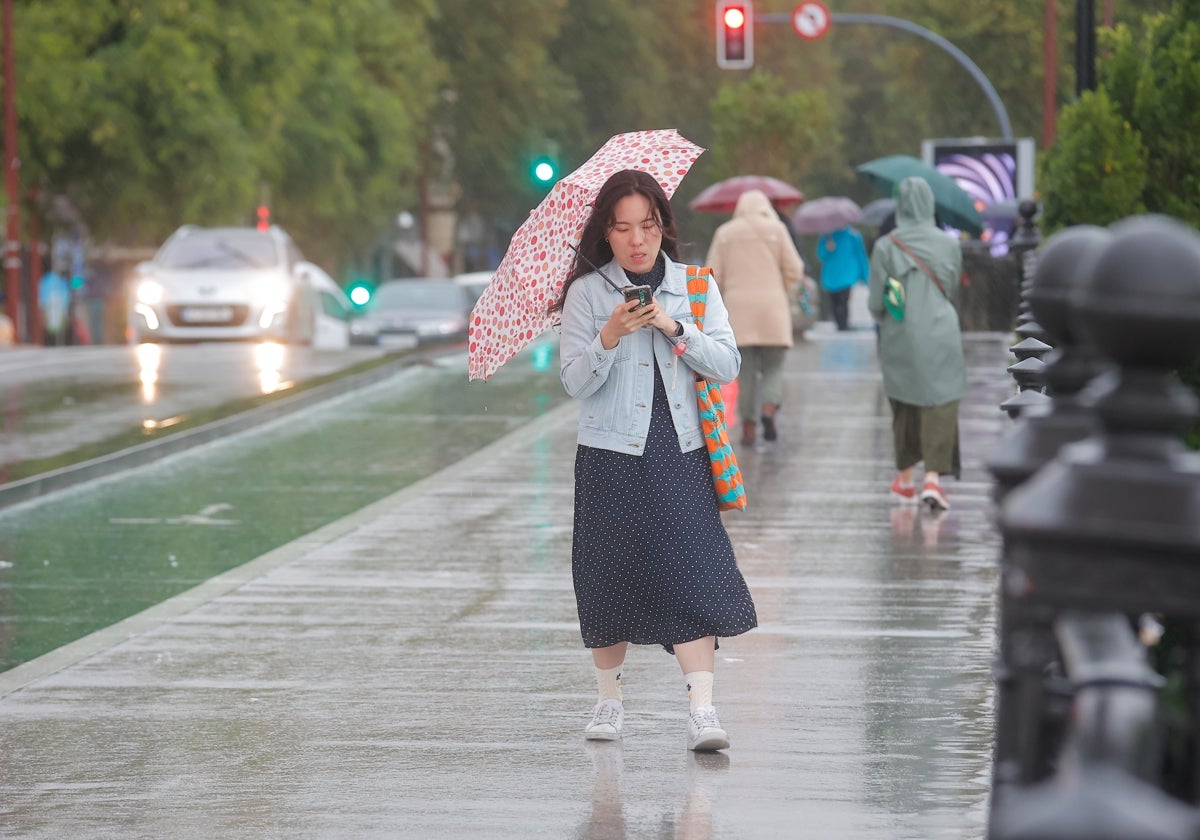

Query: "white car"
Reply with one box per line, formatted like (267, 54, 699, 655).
(128, 225, 354, 348)
(453, 270, 493, 309)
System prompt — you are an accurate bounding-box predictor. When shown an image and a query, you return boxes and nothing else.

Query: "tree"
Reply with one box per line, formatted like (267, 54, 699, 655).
(429, 0, 578, 228)
(1036, 87, 1146, 231)
(14, 0, 444, 269)
(707, 72, 839, 189)
(1037, 0, 1200, 232)
(1100, 6, 1200, 226)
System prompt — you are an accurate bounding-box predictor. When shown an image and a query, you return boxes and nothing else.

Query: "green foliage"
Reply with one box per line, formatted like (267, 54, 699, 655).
(1041, 1, 1200, 233)
(15, 0, 443, 268)
(4, 1, 1190, 277)
(708, 72, 839, 188)
(429, 0, 577, 224)
(1119, 16, 1200, 227)
(1037, 88, 1147, 232)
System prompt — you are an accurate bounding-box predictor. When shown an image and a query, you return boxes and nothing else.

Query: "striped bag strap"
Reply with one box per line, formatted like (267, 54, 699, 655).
(685, 265, 712, 330)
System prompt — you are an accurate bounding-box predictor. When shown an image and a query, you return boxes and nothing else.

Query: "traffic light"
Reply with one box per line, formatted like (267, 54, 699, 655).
(256, 204, 270, 232)
(346, 278, 374, 308)
(528, 140, 560, 189)
(716, 1, 753, 70)
(531, 155, 557, 185)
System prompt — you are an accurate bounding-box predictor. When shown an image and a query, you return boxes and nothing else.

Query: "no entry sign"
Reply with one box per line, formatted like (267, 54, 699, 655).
(792, 1, 831, 40)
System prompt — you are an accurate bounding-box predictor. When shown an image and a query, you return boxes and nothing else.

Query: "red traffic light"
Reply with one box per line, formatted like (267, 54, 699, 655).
(716, 1, 753, 69)
(256, 204, 270, 232)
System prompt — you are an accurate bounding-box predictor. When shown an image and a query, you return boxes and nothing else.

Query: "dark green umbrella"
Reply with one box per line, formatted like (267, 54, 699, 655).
(856, 154, 983, 236)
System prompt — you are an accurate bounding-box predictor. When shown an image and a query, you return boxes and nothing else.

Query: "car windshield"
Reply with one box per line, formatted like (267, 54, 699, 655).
(158, 231, 280, 270)
(373, 281, 464, 310)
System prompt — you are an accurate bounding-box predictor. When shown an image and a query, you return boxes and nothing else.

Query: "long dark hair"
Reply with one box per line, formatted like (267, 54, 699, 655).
(549, 169, 680, 314)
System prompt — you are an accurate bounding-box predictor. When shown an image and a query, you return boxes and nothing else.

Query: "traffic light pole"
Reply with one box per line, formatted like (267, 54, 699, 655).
(755, 10, 1014, 141)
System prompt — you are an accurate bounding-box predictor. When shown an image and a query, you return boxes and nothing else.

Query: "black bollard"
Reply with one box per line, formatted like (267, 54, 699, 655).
(992, 765, 1198, 840)
(994, 215, 1200, 835)
(990, 226, 1113, 499)
(1010, 336, 1054, 364)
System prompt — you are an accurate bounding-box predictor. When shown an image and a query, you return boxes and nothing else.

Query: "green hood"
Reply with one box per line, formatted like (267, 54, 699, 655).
(894, 177, 936, 228)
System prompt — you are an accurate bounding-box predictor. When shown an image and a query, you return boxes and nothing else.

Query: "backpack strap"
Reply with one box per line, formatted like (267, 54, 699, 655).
(888, 235, 949, 300)
(685, 265, 713, 331)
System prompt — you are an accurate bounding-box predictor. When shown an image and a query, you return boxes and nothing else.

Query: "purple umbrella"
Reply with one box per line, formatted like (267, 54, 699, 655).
(862, 198, 896, 228)
(790, 196, 864, 235)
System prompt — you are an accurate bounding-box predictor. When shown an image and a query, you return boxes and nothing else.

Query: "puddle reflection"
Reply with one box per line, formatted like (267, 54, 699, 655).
(890, 505, 950, 550)
(136, 343, 161, 403)
(580, 745, 725, 839)
(254, 341, 290, 395)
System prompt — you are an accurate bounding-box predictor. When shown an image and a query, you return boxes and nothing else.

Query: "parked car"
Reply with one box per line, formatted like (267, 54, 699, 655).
(349, 278, 471, 349)
(128, 225, 354, 348)
(453, 270, 493, 309)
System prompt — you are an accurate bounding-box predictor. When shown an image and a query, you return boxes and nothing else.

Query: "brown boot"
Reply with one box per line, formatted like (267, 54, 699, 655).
(740, 420, 756, 446)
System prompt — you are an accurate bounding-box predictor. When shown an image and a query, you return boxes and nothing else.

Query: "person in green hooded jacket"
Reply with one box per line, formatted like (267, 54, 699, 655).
(867, 176, 966, 511)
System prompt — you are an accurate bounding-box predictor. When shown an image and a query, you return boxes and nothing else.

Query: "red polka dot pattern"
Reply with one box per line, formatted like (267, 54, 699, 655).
(467, 129, 704, 381)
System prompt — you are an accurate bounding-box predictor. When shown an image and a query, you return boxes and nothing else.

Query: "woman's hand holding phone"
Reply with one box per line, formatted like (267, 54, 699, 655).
(600, 296, 659, 349)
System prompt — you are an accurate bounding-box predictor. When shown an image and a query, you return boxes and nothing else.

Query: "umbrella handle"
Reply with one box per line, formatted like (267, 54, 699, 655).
(566, 243, 624, 293)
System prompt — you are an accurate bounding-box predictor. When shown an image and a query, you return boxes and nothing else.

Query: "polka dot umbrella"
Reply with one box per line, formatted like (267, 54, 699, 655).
(467, 129, 705, 381)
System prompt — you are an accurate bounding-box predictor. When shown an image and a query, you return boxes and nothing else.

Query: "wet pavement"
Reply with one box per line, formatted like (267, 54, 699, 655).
(0, 345, 568, 670)
(0, 342, 390, 472)
(0, 325, 1015, 839)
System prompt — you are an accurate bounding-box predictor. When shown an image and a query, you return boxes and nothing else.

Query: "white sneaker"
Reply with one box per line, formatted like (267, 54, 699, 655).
(687, 706, 730, 752)
(585, 698, 624, 741)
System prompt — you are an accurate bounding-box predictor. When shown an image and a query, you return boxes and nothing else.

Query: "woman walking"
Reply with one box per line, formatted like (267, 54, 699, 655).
(552, 169, 758, 752)
(705, 189, 805, 446)
(867, 177, 965, 511)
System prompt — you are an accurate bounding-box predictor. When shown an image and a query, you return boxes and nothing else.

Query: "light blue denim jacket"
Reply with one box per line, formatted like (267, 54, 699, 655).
(559, 256, 741, 455)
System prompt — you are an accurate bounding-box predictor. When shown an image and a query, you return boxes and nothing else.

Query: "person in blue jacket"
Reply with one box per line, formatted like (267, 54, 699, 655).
(817, 225, 870, 331)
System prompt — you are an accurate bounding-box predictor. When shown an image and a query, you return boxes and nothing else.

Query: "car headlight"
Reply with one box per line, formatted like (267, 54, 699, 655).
(136, 279, 164, 306)
(253, 277, 292, 308)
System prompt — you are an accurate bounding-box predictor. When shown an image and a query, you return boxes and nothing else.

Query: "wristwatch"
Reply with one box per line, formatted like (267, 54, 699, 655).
(673, 320, 685, 337)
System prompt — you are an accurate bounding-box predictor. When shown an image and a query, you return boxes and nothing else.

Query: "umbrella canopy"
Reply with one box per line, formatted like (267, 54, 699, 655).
(856, 155, 983, 236)
(861, 198, 896, 228)
(790, 196, 863, 235)
(688, 175, 804, 214)
(467, 129, 705, 381)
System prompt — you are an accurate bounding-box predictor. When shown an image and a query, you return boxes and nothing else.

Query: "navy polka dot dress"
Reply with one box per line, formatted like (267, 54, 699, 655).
(571, 262, 758, 654)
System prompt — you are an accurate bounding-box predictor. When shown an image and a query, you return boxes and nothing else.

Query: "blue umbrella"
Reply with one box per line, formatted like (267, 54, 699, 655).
(856, 155, 983, 236)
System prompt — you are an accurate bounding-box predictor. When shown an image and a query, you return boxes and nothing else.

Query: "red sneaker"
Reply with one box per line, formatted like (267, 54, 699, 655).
(921, 481, 950, 511)
(890, 475, 917, 503)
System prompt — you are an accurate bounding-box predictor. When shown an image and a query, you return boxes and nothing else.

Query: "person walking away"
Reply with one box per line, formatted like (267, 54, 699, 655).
(551, 169, 758, 752)
(816, 225, 869, 331)
(704, 188, 805, 446)
(867, 176, 965, 511)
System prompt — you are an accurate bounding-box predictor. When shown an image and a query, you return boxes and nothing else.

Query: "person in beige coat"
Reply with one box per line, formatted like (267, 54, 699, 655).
(705, 189, 805, 445)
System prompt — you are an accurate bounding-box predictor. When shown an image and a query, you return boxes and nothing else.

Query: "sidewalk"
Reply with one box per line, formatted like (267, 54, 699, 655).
(0, 328, 1015, 840)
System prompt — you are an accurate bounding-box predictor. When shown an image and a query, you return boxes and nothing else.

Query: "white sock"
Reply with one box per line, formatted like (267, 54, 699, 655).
(595, 665, 623, 703)
(685, 670, 714, 711)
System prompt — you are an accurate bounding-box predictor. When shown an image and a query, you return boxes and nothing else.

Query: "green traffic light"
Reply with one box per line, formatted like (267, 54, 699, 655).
(532, 157, 556, 184)
(347, 281, 373, 307)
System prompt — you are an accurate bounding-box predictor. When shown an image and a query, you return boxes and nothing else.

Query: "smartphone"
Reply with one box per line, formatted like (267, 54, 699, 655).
(623, 285, 652, 308)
